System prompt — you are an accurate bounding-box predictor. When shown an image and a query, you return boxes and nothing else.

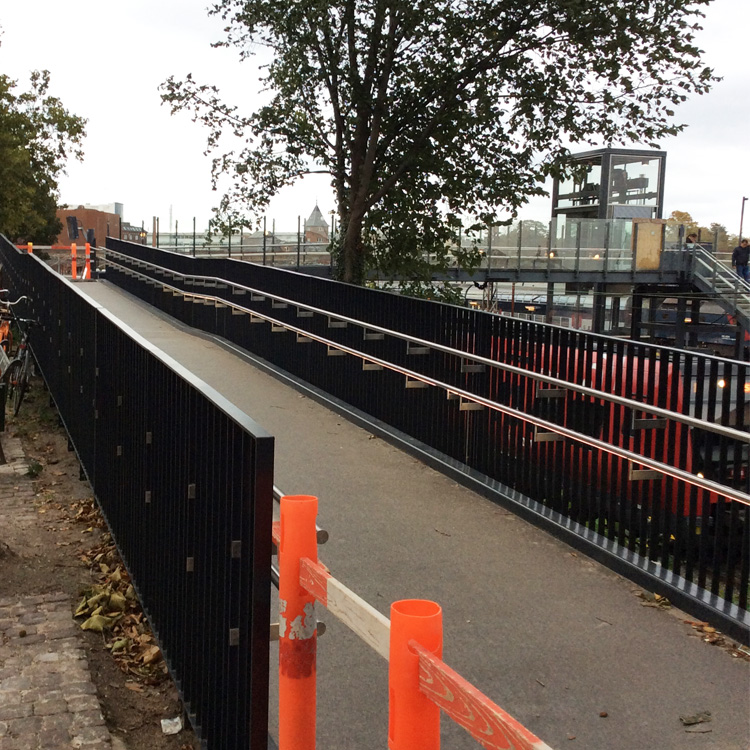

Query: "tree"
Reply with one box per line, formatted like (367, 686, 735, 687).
(0, 66, 86, 244)
(667, 210, 696, 228)
(162, 0, 716, 285)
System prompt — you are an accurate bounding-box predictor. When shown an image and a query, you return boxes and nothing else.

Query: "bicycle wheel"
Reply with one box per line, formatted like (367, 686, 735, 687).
(13, 353, 31, 416)
(4, 359, 22, 413)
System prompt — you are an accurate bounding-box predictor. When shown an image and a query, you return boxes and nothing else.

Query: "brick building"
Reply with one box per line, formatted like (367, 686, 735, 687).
(55, 206, 121, 247)
(122, 223, 147, 243)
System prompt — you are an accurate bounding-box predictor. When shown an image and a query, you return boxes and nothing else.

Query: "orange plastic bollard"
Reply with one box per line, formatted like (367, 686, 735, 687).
(71, 243, 77, 279)
(84, 243, 91, 280)
(389, 600, 443, 750)
(278, 495, 319, 750)
(26, 242, 32, 254)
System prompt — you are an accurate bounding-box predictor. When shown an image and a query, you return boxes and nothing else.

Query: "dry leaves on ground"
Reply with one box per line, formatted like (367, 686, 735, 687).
(67, 500, 169, 684)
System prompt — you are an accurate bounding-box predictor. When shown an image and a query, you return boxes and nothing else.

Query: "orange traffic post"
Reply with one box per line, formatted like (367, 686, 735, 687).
(26, 242, 32, 254)
(389, 600, 443, 750)
(84, 242, 91, 280)
(71, 243, 77, 279)
(278, 495, 319, 750)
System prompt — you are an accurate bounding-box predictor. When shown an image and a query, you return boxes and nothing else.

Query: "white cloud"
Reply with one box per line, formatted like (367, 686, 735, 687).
(1, 0, 747, 234)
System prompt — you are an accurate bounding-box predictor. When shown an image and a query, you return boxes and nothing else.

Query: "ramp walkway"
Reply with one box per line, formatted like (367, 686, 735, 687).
(76, 279, 749, 750)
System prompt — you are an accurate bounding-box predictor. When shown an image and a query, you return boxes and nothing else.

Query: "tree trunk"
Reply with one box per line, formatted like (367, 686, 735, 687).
(341, 216, 366, 284)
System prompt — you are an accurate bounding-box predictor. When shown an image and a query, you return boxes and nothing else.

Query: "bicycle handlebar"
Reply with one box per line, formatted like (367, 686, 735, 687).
(0, 292, 31, 306)
(0, 316, 38, 326)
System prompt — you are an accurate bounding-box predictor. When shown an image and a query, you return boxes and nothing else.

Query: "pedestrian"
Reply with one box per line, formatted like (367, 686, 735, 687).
(732, 239, 750, 281)
(684, 232, 699, 250)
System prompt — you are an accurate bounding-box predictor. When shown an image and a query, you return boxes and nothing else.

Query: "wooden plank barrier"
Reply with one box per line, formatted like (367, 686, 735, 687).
(276, 495, 554, 750)
(413, 642, 554, 750)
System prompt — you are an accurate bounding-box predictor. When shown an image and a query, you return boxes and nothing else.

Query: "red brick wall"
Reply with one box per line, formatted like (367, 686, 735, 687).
(55, 208, 121, 247)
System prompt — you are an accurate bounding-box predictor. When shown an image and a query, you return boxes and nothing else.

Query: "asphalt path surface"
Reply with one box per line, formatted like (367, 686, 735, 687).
(77, 279, 749, 750)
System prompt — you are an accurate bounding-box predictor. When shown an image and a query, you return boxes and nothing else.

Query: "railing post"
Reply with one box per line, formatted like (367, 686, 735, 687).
(297, 216, 301, 271)
(603, 220, 611, 277)
(263, 217, 267, 265)
(278, 495, 318, 750)
(388, 599, 442, 750)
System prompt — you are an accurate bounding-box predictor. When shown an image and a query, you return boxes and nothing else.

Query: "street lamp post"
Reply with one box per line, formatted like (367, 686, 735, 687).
(740, 196, 748, 242)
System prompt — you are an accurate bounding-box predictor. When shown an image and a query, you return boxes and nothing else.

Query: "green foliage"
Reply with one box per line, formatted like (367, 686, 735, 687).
(668, 210, 736, 253)
(379, 280, 467, 305)
(0, 63, 86, 244)
(162, 0, 716, 285)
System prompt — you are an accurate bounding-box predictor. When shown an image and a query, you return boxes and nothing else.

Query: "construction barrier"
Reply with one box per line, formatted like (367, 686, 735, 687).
(274, 495, 554, 750)
(278, 496, 318, 750)
(16, 244, 93, 280)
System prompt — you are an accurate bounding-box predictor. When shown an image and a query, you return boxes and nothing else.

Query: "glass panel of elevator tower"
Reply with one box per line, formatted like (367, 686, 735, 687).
(552, 148, 666, 221)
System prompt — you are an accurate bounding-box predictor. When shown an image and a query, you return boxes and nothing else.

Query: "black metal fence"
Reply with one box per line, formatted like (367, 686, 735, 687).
(0, 235, 274, 749)
(104, 238, 750, 642)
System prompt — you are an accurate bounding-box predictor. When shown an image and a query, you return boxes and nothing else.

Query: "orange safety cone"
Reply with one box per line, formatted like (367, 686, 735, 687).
(278, 495, 319, 750)
(26, 242, 32, 254)
(84, 243, 92, 280)
(389, 600, 443, 750)
(71, 243, 77, 279)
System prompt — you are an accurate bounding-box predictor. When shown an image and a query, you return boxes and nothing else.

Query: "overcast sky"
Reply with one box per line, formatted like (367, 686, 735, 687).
(1, 0, 747, 235)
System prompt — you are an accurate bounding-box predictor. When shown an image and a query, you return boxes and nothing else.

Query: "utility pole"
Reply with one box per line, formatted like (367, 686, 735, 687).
(740, 196, 748, 242)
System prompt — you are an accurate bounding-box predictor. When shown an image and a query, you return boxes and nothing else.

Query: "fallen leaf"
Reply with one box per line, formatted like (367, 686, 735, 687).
(140, 645, 162, 665)
(679, 711, 712, 726)
(109, 592, 128, 611)
(81, 614, 113, 633)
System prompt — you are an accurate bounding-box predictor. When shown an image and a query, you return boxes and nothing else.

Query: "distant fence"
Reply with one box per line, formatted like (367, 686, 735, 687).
(137, 218, 732, 274)
(102, 239, 750, 643)
(0, 234, 274, 750)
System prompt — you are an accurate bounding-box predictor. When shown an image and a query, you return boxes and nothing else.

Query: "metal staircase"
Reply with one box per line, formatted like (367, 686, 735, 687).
(690, 248, 750, 332)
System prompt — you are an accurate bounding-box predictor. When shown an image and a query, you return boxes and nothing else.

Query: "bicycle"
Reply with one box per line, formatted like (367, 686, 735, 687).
(2, 315, 37, 416)
(0, 292, 29, 355)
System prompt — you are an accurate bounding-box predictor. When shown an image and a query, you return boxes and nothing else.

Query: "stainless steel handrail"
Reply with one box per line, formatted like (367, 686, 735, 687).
(693, 248, 750, 317)
(103, 252, 750, 505)
(104, 248, 750, 444)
